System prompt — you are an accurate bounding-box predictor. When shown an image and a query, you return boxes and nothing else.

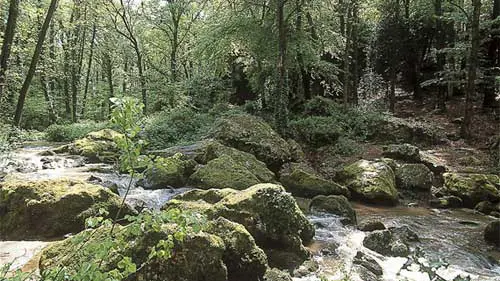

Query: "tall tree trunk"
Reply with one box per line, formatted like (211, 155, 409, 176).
(483, 0, 500, 108)
(352, 1, 359, 106)
(81, 23, 97, 117)
(435, 0, 446, 112)
(13, 0, 58, 126)
(135, 47, 147, 114)
(0, 0, 20, 101)
(104, 53, 114, 117)
(461, 0, 482, 138)
(40, 74, 57, 122)
(275, 0, 288, 130)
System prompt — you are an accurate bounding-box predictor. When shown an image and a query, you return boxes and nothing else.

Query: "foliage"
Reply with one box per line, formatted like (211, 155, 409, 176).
(143, 107, 215, 150)
(45, 121, 111, 142)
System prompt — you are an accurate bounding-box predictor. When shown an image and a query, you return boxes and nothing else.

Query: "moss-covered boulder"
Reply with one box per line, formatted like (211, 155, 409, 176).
(475, 201, 500, 216)
(188, 155, 262, 190)
(442, 173, 500, 208)
(163, 184, 315, 270)
(40, 222, 230, 281)
(309, 195, 356, 225)
(372, 116, 446, 145)
(0, 179, 134, 240)
(206, 217, 268, 281)
(137, 153, 196, 189)
(53, 129, 123, 163)
(362, 229, 411, 257)
(429, 196, 463, 209)
(395, 164, 433, 191)
(210, 114, 292, 170)
(335, 160, 398, 205)
(279, 162, 349, 198)
(484, 220, 500, 246)
(382, 144, 421, 162)
(174, 188, 238, 204)
(263, 268, 293, 281)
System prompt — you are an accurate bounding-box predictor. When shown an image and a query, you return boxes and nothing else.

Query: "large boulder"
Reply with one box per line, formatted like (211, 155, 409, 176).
(163, 184, 315, 270)
(40, 219, 232, 281)
(0, 179, 134, 240)
(210, 114, 292, 170)
(53, 129, 123, 163)
(382, 144, 421, 162)
(309, 195, 357, 225)
(429, 195, 463, 209)
(138, 153, 196, 189)
(279, 162, 349, 198)
(395, 164, 433, 191)
(484, 220, 500, 246)
(442, 173, 500, 208)
(372, 116, 446, 145)
(188, 155, 262, 190)
(362, 227, 416, 257)
(335, 160, 398, 205)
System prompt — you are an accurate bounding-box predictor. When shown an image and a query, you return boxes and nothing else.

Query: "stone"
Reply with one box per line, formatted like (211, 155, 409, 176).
(335, 160, 398, 205)
(382, 144, 421, 162)
(353, 251, 383, 276)
(363, 230, 393, 256)
(138, 153, 196, 189)
(475, 201, 500, 216)
(0, 179, 134, 240)
(484, 220, 500, 246)
(358, 221, 386, 232)
(429, 196, 463, 208)
(442, 173, 500, 208)
(309, 195, 357, 225)
(395, 164, 433, 191)
(263, 268, 293, 281)
(372, 116, 446, 145)
(279, 162, 349, 198)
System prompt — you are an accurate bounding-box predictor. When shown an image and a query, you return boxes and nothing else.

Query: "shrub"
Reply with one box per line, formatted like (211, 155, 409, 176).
(45, 121, 111, 142)
(289, 116, 343, 147)
(143, 108, 215, 150)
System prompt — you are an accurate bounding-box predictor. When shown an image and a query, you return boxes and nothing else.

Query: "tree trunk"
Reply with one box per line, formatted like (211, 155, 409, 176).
(81, 23, 96, 117)
(0, 0, 20, 101)
(135, 47, 147, 114)
(13, 0, 58, 126)
(104, 53, 114, 117)
(435, 0, 446, 112)
(483, 0, 500, 109)
(275, 0, 288, 130)
(461, 0, 481, 138)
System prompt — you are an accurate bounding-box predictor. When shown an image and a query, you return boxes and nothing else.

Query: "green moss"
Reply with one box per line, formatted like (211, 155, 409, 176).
(395, 164, 433, 190)
(140, 153, 196, 189)
(309, 195, 357, 225)
(174, 188, 238, 204)
(188, 155, 261, 190)
(443, 173, 500, 208)
(336, 160, 398, 205)
(0, 179, 133, 240)
(279, 163, 349, 198)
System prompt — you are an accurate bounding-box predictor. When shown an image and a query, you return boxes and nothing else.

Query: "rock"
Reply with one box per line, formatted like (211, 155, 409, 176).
(389, 226, 419, 243)
(138, 153, 196, 189)
(442, 173, 500, 208)
(0, 179, 134, 240)
(395, 164, 433, 191)
(353, 251, 383, 276)
(335, 160, 398, 205)
(484, 220, 500, 246)
(419, 151, 448, 175)
(363, 227, 416, 257)
(188, 155, 261, 190)
(206, 217, 268, 281)
(390, 241, 409, 257)
(430, 196, 463, 208)
(358, 221, 386, 232)
(40, 222, 230, 281)
(475, 201, 500, 216)
(174, 188, 238, 204)
(372, 116, 446, 145)
(210, 114, 292, 170)
(309, 195, 356, 225)
(164, 184, 315, 270)
(382, 144, 421, 162)
(287, 139, 306, 162)
(279, 162, 349, 198)
(264, 268, 293, 281)
(53, 129, 123, 163)
(353, 265, 379, 281)
(363, 230, 393, 255)
(292, 259, 319, 277)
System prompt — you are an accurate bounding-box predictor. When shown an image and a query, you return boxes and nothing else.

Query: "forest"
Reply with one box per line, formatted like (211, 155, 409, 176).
(0, 0, 499, 281)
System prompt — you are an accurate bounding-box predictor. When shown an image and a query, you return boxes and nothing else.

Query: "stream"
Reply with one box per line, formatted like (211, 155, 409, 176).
(1, 144, 499, 281)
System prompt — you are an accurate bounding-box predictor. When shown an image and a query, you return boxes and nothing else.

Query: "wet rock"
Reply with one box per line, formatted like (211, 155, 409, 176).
(138, 153, 196, 189)
(442, 173, 500, 208)
(292, 259, 319, 277)
(484, 220, 500, 246)
(475, 201, 500, 216)
(210, 114, 292, 171)
(358, 221, 386, 232)
(279, 162, 349, 198)
(430, 196, 463, 208)
(390, 240, 410, 257)
(382, 144, 421, 162)
(353, 251, 383, 276)
(353, 264, 379, 281)
(164, 184, 315, 270)
(264, 268, 293, 281)
(395, 164, 433, 191)
(363, 227, 416, 257)
(363, 230, 393, 255)
(0, 179, 135, 240)
(174, 188, 238, 204)
(309, 195, 356, 225)
(53, 129, 122, 163)
(389, 225, 419, 243)
(335, 160, 398, 205)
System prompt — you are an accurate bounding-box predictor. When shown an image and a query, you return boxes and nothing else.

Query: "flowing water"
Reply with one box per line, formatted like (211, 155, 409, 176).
(1, 144, 499, 281)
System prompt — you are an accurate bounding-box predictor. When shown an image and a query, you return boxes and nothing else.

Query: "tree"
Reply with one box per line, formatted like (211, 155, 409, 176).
(13, 0, 59, 126)
(461, 0, 481, 138)
(0, 0, 20, 101)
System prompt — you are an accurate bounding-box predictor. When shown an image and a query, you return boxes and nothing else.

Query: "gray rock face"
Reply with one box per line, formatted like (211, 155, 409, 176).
(382, 144, 421, 162)
(358, 221, 386, 232)
(309, 195, 357, 225)
(362, 226, 418, 257)
(484, 220, 500, 246)
(353, 251, 383, 276)
(430, 196, 463, 208)
(395, 164, 433, 191)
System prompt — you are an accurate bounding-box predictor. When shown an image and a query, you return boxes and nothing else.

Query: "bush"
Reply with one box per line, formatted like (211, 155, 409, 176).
(45, 121, 111, 142)
(143, 108, 215, 150)
(289, 116, 343, 147)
